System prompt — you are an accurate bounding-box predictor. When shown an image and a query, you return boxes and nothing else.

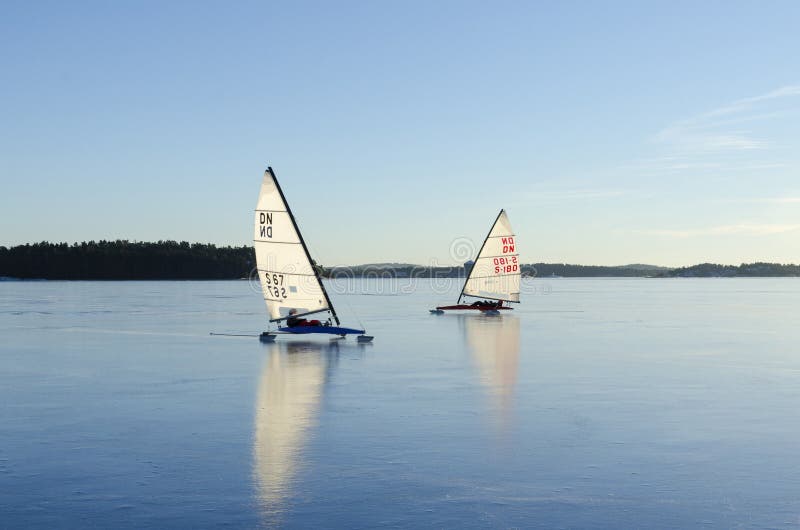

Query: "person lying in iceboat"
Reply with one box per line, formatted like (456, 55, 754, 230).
(470, 300, 502, 308)
(286, 308, 322, 327)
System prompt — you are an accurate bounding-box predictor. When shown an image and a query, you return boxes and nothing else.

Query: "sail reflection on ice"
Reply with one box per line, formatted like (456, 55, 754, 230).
(252, 341, 336, 519)
(462, 315, 521, 428)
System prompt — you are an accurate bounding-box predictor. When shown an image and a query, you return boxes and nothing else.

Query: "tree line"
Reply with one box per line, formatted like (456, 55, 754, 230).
(662, 262, 800, 277)
(1, 241, 797, 279)
(0, 241, 255, 280)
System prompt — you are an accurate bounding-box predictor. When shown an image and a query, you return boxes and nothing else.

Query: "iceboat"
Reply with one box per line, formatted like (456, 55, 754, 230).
(431, 209, 520, 314)
(254, 167, 373, 342)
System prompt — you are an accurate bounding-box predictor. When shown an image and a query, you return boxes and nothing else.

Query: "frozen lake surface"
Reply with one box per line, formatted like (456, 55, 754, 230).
(2, 278, 800, 528)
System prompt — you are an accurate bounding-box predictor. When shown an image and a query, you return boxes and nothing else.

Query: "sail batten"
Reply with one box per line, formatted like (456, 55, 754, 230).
(254, 167, 339, 325)
(459, 209, 520, 303)
(257, 269, 318, 277)
(475, 254, 518, 260)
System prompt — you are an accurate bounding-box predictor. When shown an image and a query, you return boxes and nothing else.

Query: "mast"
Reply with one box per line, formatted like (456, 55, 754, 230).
(267, 167, 340, 326)
(458, 209, 505, 304)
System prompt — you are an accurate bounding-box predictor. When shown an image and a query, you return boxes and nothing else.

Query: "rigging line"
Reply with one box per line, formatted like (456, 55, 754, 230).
(459, 209, 505, 302)
(327, 270, 367, 331)
(294, 221, 366, 330)
(265, 168, 360, 330)
(268, 167, 339, 326)
(340, 291, 366, 330)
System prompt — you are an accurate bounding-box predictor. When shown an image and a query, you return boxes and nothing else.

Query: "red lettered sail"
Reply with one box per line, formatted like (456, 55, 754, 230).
(461, 210, 520, 303)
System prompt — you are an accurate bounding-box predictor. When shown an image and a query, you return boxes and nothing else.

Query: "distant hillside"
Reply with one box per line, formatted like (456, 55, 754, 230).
(1, 242, 797, 279)
(325, 262, 669, 278)
(524, 263, 669, 277)
(326, 263, 464, 278)
(663, 262, 800, 278)
(619, 264, 669, 271)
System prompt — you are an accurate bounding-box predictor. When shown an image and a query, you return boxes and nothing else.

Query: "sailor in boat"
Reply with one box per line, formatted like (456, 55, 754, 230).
(470, 300, 502, 309)
(286, 308, 322, 328)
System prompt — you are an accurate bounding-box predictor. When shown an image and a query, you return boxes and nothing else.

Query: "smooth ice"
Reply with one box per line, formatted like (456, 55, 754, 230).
(2, 278, 800, 528)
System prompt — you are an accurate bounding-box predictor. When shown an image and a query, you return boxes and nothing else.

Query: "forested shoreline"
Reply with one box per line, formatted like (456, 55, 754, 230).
(0, 241, 255, 280)
(0, 241, 797, 279)
(662, 262, 800, 277)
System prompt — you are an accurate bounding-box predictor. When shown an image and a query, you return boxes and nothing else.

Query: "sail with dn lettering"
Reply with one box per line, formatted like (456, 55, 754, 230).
(254, 167, 373, 342)
(431, 210, 520, 314)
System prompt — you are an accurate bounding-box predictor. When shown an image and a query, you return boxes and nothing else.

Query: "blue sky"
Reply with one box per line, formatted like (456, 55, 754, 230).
(1, 1, 798, 266)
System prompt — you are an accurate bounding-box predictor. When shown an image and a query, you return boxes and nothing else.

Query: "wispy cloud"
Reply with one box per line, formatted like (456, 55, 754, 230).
(637, 223, 800, 238)
(524, 189, 631, 201)
(619, 157, 786, 177)
(721, 196, 800, 204)
(698, 85, 800, 120)
(654, 83, 800, 154)
(655, 127, 766, 153)
(761, 197, 800, 204)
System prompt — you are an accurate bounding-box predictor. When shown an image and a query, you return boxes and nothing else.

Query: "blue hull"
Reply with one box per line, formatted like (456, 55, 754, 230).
(277, 325, 366, 335)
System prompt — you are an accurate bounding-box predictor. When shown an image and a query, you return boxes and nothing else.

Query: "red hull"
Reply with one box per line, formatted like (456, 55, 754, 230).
(435, 304, 513, 311)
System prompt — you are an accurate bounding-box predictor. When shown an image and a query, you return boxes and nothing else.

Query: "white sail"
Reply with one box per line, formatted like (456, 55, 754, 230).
(461, 210, 520, 302)
(254, 168, 333, 322)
